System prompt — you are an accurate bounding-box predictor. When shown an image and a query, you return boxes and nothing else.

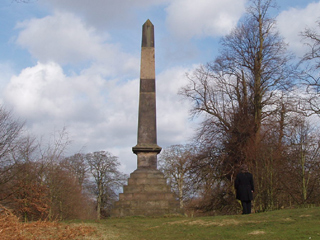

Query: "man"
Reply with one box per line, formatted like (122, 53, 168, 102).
(235, 164, 254, 214)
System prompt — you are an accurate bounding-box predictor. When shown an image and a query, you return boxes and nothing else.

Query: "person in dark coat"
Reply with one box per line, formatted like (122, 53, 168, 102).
(235, 164, 254, 214)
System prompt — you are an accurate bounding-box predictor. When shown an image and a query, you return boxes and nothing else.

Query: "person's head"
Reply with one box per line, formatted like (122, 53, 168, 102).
(240, 164, 249, 173)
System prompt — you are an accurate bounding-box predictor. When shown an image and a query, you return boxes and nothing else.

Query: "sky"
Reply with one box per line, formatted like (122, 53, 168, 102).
(0, 0, 319, 174)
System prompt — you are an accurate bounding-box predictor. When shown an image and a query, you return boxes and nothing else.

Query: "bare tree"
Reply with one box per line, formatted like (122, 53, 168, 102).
(179, 0, 298, 212)
(301, 20, 320, 115)
(0, 106, 25, 165)
(180, 0, 295, 176)
(36, 128, 72, 220)
(158, 144, 197, 209)
(282, 117, 320, 205)
(86, 151, 127, 219)
(61, 153, 89, 191)
(182, 0, 294, 146)
(0, 106, 26, 200)
(302, 20, 320, 69)
(0, 118, 97, 220)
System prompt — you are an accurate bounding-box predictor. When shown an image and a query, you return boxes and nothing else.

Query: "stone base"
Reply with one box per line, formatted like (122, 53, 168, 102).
(112, 168, 182, 217)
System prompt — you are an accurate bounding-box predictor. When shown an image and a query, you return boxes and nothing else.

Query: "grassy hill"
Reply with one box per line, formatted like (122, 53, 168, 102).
(77, 207, 320, 240)
(1, 206, 319, 239)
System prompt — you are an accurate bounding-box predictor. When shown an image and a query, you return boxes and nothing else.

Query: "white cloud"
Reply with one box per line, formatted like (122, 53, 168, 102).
(277, 2, 320, 57)
(16, 11, 106, 65)
(0, 62, 15, 99)
(157, 66, 198, 146)
(4, 62, 106, 122)
(15, 11, 139, 77)
(3, 59, 196, 173)
(41, 0, 171, 29)
(165, 0, 246, 39)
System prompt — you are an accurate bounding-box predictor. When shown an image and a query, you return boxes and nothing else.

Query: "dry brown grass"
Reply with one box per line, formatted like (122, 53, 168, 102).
(248, 230, 266, 235)
(0, 205, 98, 240)
(166, 218, 242, 227)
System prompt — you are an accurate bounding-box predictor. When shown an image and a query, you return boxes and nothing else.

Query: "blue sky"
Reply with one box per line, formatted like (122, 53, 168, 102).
(0, 0, 319, 174)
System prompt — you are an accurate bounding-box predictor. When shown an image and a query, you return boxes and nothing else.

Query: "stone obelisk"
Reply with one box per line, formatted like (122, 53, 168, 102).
(132, 19, 162, 167)
(112, 20, 180, 217)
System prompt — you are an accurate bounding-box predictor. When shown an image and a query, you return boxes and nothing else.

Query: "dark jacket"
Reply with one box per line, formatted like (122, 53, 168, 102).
(235, 172, 254, 201)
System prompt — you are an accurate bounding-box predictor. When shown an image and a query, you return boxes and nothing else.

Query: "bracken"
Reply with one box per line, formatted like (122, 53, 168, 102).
(0, 205, 97, 240)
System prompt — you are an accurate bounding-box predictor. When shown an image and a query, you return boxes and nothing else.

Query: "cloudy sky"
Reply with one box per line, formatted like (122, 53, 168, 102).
(0, 0, 319, 174)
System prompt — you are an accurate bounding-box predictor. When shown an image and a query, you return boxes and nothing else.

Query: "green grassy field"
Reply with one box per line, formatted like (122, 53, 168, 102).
(71, 207, 320, 240)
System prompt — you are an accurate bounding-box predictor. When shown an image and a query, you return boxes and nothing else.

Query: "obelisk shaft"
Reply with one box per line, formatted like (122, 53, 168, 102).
(132, 19, 161, 169)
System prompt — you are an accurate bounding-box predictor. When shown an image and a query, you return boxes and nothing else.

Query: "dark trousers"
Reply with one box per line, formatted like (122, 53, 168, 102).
(241, 200, 251, 214)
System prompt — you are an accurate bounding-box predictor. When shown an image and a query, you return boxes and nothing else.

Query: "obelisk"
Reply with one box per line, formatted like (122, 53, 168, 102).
(132, 19, 162, 168)
(112, 20, 181, 217)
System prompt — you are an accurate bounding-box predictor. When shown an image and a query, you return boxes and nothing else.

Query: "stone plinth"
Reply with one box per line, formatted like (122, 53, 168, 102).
(112, 169, 181, 217)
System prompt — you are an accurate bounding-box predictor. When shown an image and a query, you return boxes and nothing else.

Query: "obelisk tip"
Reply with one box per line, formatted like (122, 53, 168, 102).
(145, 19, 153, 26)
(142, 19, 154, 47)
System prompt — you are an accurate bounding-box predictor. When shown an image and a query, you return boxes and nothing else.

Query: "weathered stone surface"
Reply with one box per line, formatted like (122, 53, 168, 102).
(141, 19, 154, 48)
(130, 169, 165, 178)
(132, 19, 161, 157)
(111, 20, 181, 217)
(136, 152, 158, 169)
(119, 192, 176, 201)
(128, 177, 166, 185)
(140, 48, 155, 79)
(112, 168, 181, 217)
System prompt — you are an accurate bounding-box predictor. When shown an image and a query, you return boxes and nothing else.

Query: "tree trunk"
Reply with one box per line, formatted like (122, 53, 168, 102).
(178, 176, 184, 209)
(253, 12, 264, 146)
(301, 144, 307, 204)
(97, 180, 102, 220)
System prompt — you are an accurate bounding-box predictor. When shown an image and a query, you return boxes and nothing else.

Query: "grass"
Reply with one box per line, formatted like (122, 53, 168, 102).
(1, 206, 319, 239)
(74, 207, 320, 240)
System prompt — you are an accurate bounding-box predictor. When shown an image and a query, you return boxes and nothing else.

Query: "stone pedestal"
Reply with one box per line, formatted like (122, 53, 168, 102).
(112, 168, 180, 216)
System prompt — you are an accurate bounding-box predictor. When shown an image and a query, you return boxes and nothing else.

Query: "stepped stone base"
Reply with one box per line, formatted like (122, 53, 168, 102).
(112, 168, 182, 217)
